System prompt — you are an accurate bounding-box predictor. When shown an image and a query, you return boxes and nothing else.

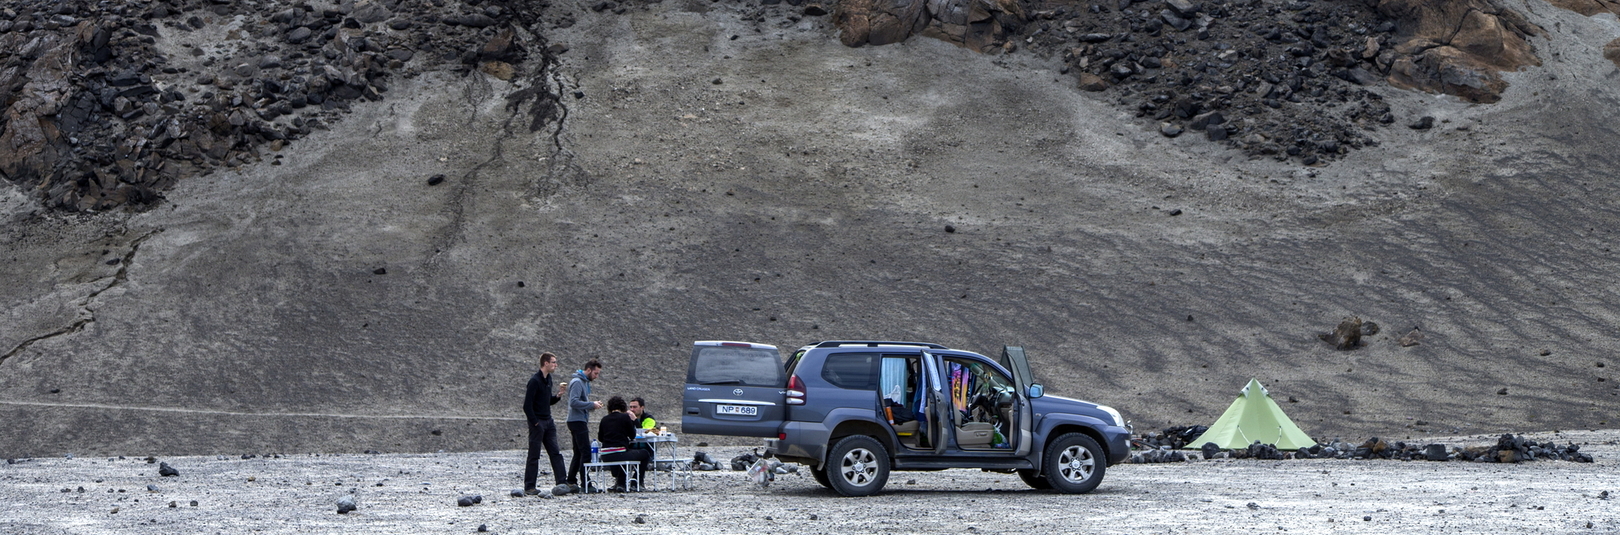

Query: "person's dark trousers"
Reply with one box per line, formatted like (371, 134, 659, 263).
(524, 420, 567, 490)
(600, 448, 652, 489)
(565, 420, 590, 486)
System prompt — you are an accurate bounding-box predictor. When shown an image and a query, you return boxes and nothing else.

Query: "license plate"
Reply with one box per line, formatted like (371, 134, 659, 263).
(716, 404, 758, 416)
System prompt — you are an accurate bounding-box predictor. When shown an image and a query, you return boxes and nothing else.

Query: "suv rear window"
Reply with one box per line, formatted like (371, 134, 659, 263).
(821, 352, 879, 390)
(688, 346, 785, 387)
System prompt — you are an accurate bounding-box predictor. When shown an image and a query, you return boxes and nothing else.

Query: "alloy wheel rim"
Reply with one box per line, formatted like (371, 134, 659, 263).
(1058, 445, 1095, 484)
(840, 447, 878, 486)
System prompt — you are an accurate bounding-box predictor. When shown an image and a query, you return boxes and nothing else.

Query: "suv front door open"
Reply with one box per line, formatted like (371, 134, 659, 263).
(941, 355, 1028, 454)
(998, 347, 1036, 456)
(681, 341, 786, 437)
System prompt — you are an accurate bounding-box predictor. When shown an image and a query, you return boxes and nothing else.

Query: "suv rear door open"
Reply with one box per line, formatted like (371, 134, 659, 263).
(682, 341, 786, 437)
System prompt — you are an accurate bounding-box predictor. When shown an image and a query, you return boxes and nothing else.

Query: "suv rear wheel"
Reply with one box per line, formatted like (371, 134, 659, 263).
(810, 466, 833, 489)
(1016, 469, 1051, 490)
(1043, 433, 1105, 494)
(825, 435, 890, 496)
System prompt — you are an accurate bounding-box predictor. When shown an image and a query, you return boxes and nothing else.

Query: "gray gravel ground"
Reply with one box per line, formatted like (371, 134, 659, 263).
(3, 430, 1615, 534)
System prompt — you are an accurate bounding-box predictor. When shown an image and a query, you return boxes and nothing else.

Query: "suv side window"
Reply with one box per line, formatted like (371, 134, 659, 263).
(785, 349, 807, 376)
(821, 352, 879, 390)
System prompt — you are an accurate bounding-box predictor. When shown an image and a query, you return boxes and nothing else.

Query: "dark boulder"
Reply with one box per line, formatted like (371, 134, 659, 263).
(1318, 316, 1364, 349)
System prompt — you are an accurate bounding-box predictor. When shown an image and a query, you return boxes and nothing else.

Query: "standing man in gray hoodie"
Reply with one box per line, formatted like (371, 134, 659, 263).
(564, 359, 603, 491)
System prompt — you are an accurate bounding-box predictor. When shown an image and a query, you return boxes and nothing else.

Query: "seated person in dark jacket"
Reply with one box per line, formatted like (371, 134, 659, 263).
(628, 397, 657, 450)
(597, 396, 652, 491)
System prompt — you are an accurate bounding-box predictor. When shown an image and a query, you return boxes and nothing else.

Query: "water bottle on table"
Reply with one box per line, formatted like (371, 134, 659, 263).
(590, 439, 601, 463)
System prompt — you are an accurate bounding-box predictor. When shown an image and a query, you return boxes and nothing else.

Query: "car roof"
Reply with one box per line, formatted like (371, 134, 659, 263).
(692, 340, 779, 350)
(804, 340, 949, 349)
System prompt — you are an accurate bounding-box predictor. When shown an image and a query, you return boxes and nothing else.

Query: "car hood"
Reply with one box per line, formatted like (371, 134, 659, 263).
(1033, 394, 1112, 421)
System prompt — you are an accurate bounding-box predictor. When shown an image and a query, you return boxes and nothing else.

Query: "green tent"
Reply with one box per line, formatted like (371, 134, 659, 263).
(1186, 378, 1316, 450)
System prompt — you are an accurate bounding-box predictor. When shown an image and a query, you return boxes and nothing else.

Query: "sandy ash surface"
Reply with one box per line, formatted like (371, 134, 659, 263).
(1, 430, 1616, 534)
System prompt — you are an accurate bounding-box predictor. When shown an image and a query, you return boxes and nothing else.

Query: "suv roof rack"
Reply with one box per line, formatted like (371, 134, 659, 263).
(811, 340, 949, 349)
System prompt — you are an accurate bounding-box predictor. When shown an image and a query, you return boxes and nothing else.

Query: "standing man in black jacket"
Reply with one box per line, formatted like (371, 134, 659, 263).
(522, 352, 569, 495)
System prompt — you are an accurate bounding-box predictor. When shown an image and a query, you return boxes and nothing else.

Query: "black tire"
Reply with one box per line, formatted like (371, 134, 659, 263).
(1042, 433, 1106, 494)
(824, 435, 890, 497)
(810, 466, 833, 489)
(1017, 469, 1051, 490)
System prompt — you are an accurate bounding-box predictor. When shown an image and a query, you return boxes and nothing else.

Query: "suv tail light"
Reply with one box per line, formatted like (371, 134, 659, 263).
(786, 375, 806, 405)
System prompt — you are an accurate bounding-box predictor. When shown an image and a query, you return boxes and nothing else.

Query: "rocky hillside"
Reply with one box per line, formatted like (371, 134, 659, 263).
(0, 0, 1571, 211)
(0, 0, 563, 212)
(1, 0, 1618, 457)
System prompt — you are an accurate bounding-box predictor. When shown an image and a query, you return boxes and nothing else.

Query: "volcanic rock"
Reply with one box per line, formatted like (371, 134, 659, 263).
(832, 0, 930, 47)
(158, 462, 179, 477)
(1077, 73, 1109, 91)
(1337, 68, 1381, 86)
(1161, 10, 1193, 32)
(1544, 0, 1620, 16)
(1319, 317, 1364, 350)
(1165, 0, 1199, 17)
(451, 14, 498, 28)
(352, 1, 394, 24)
(838, 0, 1027, 51)
(336, 496, 358, 514)
(1189, 111, 1224, 131)
(1372, 0, 1542, 102)
(1398, 328, 1424, 346)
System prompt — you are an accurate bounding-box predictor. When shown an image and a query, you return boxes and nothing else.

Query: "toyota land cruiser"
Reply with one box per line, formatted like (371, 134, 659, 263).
(682, 340, 1131, 496)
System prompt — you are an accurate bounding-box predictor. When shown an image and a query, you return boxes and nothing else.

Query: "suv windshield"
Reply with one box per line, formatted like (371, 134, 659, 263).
(688, 346, 785, 387)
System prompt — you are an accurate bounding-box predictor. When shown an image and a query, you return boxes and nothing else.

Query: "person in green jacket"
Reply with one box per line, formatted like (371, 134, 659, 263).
(629, 397, 657, 430)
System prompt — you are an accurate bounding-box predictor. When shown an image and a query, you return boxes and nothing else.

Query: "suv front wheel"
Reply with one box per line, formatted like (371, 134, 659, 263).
(824, 435, 890, 496)
(1043, 433, 1106, 494)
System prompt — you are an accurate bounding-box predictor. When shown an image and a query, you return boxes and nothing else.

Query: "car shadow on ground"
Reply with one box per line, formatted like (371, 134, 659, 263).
(768, 486, 1129, 498)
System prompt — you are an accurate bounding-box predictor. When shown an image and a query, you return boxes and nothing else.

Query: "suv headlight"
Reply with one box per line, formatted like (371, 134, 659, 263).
(1098, 405, 1125, 428)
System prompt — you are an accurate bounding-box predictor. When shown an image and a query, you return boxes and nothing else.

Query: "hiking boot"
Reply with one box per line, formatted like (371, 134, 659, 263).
(523, 488, 540, 496)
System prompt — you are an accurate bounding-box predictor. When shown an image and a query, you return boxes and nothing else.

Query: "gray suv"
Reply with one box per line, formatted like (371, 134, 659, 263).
(682, 340, 1131, 496)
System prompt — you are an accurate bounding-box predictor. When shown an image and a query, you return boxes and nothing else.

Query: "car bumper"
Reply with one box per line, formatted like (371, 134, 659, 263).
(1102, 426, 1131, 465)
(765, 421, 831, 468)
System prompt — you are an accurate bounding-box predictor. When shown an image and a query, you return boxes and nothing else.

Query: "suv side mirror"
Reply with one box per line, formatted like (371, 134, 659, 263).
(1027, 384, 1044, 399)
